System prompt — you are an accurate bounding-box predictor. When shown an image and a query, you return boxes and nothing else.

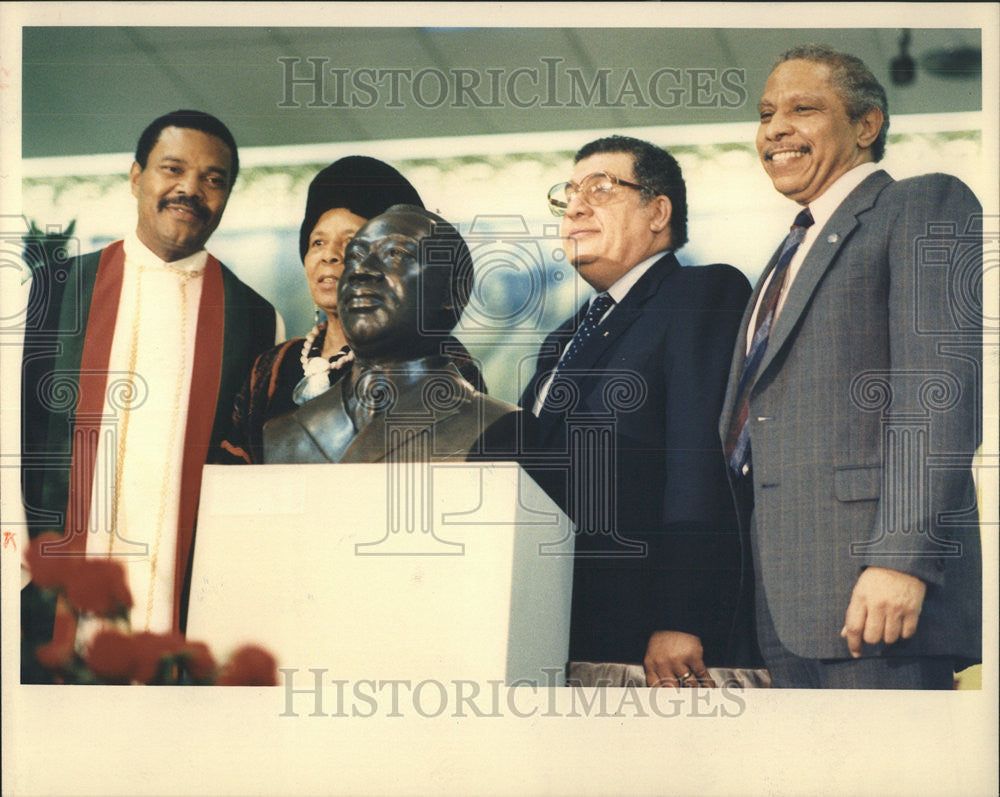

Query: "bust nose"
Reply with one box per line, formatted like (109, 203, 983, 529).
(346, 253, 383, 282)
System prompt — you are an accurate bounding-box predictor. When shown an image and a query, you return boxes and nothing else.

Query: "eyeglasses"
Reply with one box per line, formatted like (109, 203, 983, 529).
(547, 171, 654, 217)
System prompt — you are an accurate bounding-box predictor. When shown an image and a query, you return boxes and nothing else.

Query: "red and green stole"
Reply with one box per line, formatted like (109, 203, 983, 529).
(23, 240, 275, 640)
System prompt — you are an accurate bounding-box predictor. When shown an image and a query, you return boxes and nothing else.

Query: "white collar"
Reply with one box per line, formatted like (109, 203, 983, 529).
(805, 162, 881, 229)
(602, 249, 668, 305)
(124, 231, 209, 274)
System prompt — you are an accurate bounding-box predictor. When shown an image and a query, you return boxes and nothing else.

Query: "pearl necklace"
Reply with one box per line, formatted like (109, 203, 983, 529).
(292, 321, 355, 405)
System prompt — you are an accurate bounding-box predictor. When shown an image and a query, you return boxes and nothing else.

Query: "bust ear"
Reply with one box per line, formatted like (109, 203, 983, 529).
(648, 195, 672, 235)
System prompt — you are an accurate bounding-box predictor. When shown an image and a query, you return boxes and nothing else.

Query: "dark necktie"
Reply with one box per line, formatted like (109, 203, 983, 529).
(558, 292, 615, 370)
(536, 292, 614, 414)
(725, 207, 814, 476)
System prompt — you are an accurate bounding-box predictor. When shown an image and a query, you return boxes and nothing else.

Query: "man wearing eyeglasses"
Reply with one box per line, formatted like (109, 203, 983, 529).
(521, 135, 762, 688)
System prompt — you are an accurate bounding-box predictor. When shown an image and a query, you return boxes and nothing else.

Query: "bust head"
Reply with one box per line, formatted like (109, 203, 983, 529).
(298, 157, 423, 321)
(338, 205, 474, 363)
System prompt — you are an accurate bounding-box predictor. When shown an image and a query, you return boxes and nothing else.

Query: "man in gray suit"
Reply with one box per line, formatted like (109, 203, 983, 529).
(720, 45, 982, 688)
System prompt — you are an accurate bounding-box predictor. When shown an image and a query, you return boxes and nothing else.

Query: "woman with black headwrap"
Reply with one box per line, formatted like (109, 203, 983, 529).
(219, 156, 484, 463)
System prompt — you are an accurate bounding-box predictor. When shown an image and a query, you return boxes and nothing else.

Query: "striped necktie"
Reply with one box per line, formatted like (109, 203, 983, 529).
(725, 207, 814, 476)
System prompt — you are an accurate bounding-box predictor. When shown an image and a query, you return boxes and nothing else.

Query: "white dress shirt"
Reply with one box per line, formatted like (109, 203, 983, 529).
(746, 162, 880, 353)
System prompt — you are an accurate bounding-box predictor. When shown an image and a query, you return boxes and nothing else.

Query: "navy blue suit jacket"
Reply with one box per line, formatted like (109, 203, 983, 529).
(520, 252, 756, 666)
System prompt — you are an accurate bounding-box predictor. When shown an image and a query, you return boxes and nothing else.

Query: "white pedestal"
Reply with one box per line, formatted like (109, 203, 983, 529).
(187, 462, 574, 685)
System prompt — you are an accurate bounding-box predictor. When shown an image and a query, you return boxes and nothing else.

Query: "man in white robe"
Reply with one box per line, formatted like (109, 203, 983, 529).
(21, 110, 281, 680)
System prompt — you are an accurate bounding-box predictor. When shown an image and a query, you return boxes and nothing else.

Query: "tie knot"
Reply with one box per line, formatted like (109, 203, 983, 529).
(589, 293, 615, 316)
(793, 207, 814, 230)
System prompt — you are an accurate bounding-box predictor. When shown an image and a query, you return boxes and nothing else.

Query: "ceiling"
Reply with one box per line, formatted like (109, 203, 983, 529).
(21, 26, 984, 159)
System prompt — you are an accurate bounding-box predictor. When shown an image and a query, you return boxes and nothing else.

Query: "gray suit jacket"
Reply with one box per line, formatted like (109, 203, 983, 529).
(719, 170, 982, 662)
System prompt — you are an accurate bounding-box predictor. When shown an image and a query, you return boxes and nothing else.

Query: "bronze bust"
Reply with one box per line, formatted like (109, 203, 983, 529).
(263, 205, 522, 463)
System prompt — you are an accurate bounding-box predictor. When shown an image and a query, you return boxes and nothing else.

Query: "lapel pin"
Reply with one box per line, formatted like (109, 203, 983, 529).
(827, 233, 839, 243)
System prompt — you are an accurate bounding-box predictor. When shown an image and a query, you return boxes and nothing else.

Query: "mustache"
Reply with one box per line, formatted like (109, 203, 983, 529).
(158, 195, 211, 222)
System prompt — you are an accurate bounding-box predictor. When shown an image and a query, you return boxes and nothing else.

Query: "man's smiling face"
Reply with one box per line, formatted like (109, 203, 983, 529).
(130, 126, 233, 261)
(756, 58, 879, 206)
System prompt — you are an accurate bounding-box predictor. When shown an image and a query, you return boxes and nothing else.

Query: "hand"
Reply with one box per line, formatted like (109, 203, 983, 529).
(643, 630, 716, 687)
(841, 566, 927, 658)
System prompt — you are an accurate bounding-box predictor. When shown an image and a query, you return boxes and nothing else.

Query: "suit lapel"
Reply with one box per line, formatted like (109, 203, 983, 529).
(718, 249, 777, 439)
(538, 310, 590, 374)
(753, 170, 892, 387)
(342, 367, 469, 462)
(561, 253, 676, 374)
(535, 254, 676, 443)
(523, 310, 582, 405)
(295, 381, 358, 462)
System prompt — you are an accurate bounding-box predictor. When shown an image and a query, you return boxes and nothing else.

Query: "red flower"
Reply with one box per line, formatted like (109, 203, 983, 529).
(86, 629, 139, 684)
(130, 631, 185, 684)
(217, 645, 278, 686)
(25, 533, 80, 590)
(85, 630, 192, 684)
(35, 641, 74, 673)
(180, 641, 217, 683)
(35, 614, 78, 674)
(64, 558, 133, 617)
